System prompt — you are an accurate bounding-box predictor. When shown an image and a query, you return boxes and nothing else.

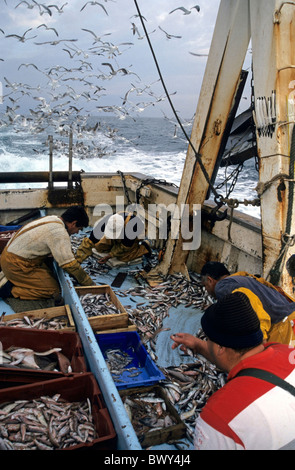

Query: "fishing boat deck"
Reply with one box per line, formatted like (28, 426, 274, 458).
(80, 259, 204, 369)
(0, 231, 219, 451)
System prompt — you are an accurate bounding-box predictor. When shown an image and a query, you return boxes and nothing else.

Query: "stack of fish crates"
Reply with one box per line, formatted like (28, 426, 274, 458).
(95, 330, 186, 447)
(0, 310, 117, 450)
(74, 283, 186, 447)
(0, 225, 22, 254)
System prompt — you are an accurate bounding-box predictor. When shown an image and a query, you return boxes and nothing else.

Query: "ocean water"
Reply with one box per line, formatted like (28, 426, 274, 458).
(0, 115, 260, 218)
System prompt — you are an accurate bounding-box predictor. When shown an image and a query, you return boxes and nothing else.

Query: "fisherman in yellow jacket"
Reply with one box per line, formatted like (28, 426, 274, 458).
(200, 261, 295, 346)
(0, 206, 94, 302)
(75, 212, 151, 265)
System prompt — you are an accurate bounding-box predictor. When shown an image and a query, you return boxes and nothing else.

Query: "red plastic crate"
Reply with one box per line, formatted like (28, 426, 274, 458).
(0, 368, 68, 389)
(0, 230, 17, 254)
(0, 326, 87, 376)
(0, 372, 117, 450)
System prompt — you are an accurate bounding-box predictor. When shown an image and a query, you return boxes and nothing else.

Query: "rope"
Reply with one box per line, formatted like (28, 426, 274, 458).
(255, 174, 295, 197)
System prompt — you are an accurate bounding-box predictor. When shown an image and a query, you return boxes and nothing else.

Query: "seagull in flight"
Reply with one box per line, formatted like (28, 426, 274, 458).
(169, 6, 191, 15)
(158, 26, 182, 39)
(34, 38, 77, 45)
(37, 23, 59, 36)
(6, 28, 37, 42)
(81, 28, 112, 44)
(15, 1, 35, 9)
(101, 63, 140, 79)
(131, 23, 155, 40)
(33, 1, 53, 16)
(130, 14, 147, 21)
(169, 5, 200, 15)
(80, 2, 108, 15)
(18, 63, 42, 71)
(189, 51, 208, 57)
(48, 3, 68, 14)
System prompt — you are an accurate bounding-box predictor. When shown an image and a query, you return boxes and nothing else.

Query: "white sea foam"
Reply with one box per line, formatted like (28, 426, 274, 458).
(0, 117, 260, 218)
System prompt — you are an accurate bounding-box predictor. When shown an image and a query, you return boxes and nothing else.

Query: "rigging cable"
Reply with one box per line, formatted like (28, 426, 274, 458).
(133, 0, 221, 202)
(133, 1, 259, 212)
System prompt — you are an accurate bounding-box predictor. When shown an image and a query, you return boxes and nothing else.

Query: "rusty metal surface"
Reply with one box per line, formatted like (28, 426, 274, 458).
(146, 0, 295, 296)
(151, 0, 251, 277)
(0, 171, 81, 184)
(47, 187, 84, 206)
(250, 0, 295, 291)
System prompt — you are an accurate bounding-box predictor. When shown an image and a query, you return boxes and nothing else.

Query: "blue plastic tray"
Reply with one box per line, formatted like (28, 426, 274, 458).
(0, 225, 22, 232)
(95, 331, 165, 390)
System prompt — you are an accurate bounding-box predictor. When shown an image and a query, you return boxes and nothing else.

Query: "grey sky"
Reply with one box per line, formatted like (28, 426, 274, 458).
(0, 0, 245, 126)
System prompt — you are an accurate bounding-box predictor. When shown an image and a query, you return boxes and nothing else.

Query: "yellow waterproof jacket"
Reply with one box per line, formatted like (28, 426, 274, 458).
(216, 272, 295, 345)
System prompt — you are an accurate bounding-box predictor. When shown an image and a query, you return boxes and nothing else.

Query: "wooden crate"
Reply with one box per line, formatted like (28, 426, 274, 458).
(75, 285, 129, 331)
(119, 385, 186, 448)
(1, 305, 76, 331)
(93, 320, 137, 335)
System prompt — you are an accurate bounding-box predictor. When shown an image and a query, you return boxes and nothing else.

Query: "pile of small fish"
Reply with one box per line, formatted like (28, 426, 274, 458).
(79, 293, 121, 318)
(161, 340, 227, 442)
(0, 314, 69, 330)
(115, 275, 225, 444)
(71, 235, 111, 277)
(0, 347, 72, 373)
(104, 348, 141, 381)
(122, 392, 177, 441)
(0, 394, 97, 450)
(0, 232, 15, 240)
(117, 273, 213, 347)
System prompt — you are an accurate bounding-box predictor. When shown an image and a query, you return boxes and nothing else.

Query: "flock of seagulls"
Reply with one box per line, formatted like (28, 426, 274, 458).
(0, 1, 202, 156)
(14, 1, 67, 16)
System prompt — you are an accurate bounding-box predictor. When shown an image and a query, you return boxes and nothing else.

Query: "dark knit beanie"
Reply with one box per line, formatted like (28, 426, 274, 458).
(200, 261, 230, 279)
(201, 291, 263, 349)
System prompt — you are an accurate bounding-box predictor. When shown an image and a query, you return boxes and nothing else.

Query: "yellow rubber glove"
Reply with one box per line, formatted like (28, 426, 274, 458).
(63, 259, 95, 286)
(75, 237, 95, 264)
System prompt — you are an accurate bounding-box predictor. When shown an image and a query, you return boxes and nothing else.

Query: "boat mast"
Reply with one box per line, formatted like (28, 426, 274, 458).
(151, 0, 295, 295)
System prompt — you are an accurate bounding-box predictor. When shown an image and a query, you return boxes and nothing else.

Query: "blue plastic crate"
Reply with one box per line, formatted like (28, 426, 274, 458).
(95, 331, 165, 390)
(0, 225, 22, 232)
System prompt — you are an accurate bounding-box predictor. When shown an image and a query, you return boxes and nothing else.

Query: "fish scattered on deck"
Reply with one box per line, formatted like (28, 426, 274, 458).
(161, 330, 227, 442)
(117, 273, 213, 347)
(71, 235, 225, 443)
